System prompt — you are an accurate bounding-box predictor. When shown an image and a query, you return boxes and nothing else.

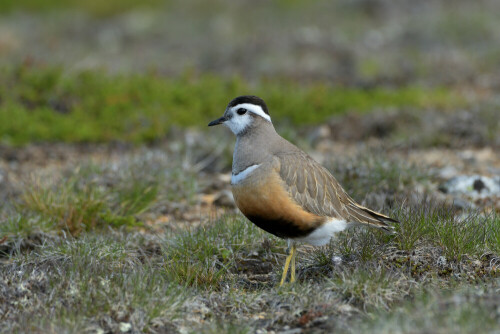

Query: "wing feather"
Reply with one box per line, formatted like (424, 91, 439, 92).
(275, 152, 398, 231)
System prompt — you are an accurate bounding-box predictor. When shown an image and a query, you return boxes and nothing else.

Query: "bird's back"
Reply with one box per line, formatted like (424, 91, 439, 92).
(232, 131, 397, 239)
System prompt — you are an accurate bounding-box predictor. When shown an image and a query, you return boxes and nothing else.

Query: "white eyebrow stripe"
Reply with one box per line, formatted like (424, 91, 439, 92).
(232, 103, 271, 122)
(231, 164, 261, 184)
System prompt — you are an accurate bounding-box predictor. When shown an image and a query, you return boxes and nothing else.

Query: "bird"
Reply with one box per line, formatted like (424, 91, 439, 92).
(208, 95, 398, 286)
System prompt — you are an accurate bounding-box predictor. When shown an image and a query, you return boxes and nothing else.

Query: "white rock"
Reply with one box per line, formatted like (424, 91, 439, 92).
(440, 175, 500, 199)
(332, 255, 343, 265)
(119, 322, 132, 332)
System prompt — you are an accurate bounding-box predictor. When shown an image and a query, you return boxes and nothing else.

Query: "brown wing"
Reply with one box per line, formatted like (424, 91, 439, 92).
(275, 152, 398, 232)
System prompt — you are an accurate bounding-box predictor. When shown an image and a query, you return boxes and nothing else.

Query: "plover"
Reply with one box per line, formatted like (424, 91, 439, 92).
(208, 95, 398, 285)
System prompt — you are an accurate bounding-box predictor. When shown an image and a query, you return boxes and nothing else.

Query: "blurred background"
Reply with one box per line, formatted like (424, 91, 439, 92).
(2, 0, 500, 85)
(1, 0, 499, 144)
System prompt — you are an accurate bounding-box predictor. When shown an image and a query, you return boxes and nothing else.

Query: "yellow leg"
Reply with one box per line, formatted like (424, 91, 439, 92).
(280, 243, 298, 286)
(290, 244, 297, 283)
(279, 247, 293, 286)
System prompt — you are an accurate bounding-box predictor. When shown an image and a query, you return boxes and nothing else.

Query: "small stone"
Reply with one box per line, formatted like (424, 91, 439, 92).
(338, 304, 355, 313)
(473, 178, 486, 192)
(332, 255, 342, 265)
(279, 328, 302, 334)
(439, 175, 500, 199)
(119, 322, 132, 332)
(438, 166, 459, 179)
(451, 198, 473, 210)
(437, 256, 447, 266)
(85, 326, 104, 334)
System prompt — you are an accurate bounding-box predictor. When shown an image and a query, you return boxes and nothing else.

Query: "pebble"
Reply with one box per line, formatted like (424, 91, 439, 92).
(278, 328, 302, 334)
(437, 256, 447, 267)
(119, 322, 132, 333)
(331, 255, 343, 265)
(439, 175, 500, 199)
(437, 166, 459, 179)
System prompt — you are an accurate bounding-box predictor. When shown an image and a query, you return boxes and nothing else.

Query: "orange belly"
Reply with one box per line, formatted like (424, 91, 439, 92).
(232, 169, 325, 239)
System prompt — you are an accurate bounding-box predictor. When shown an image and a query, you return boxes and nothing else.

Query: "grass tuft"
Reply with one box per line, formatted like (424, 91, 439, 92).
(18, 163, 162, 235)
(163, 215, 270, 289)
(353, 285, 500, 334)
(327, 153, 427, 206)
(432, 212, 486, 262)
(3, 234, 189, 333)
(329, 266, 413, 311)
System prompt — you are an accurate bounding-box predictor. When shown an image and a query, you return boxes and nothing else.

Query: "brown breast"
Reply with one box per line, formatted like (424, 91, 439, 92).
(232, 166, 326, 239)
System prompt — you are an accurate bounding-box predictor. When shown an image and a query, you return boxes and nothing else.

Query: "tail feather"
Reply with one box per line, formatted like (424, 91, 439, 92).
(346, 203, 399, 233)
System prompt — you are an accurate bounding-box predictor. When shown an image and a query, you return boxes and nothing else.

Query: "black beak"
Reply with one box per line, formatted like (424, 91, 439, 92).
(208, 116, 227, 126)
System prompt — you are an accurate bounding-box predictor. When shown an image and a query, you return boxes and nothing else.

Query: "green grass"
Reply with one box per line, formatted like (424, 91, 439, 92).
(0, 65, 463, 146)
(315, 205, 499, 276)
(392, 205, 499, 262)
(163, 214, 276, 289)
(2, 198, 499, 332)
(4, 234, 189, 333)
(14, 154, 198, 236)
(329, 267, 412, 312)
(353, 284, 500, 334)
(19, 169, 155, 235)
(327, 153, 428, 202)
(0, 0, 164, 16)
(0, 214, 56, 239)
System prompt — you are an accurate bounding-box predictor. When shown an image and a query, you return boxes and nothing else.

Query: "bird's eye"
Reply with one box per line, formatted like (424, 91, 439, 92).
(237, 108, 247, 115)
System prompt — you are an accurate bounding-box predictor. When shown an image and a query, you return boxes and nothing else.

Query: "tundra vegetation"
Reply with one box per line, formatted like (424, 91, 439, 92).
(0, 0, 499, 333)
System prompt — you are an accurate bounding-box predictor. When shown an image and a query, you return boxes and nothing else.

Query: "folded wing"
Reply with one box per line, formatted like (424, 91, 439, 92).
(275, 152, 398, 232)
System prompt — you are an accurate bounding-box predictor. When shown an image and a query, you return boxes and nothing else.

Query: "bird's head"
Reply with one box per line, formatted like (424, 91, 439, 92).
(208, 95, 272, 135)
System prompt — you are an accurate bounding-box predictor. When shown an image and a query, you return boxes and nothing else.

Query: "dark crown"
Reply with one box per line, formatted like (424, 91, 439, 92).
(227, 96, 269, 116)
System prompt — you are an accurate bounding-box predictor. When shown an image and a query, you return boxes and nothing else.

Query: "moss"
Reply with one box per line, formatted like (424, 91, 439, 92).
(0, 66, 463, 146)
(0, 0, 164, 16)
